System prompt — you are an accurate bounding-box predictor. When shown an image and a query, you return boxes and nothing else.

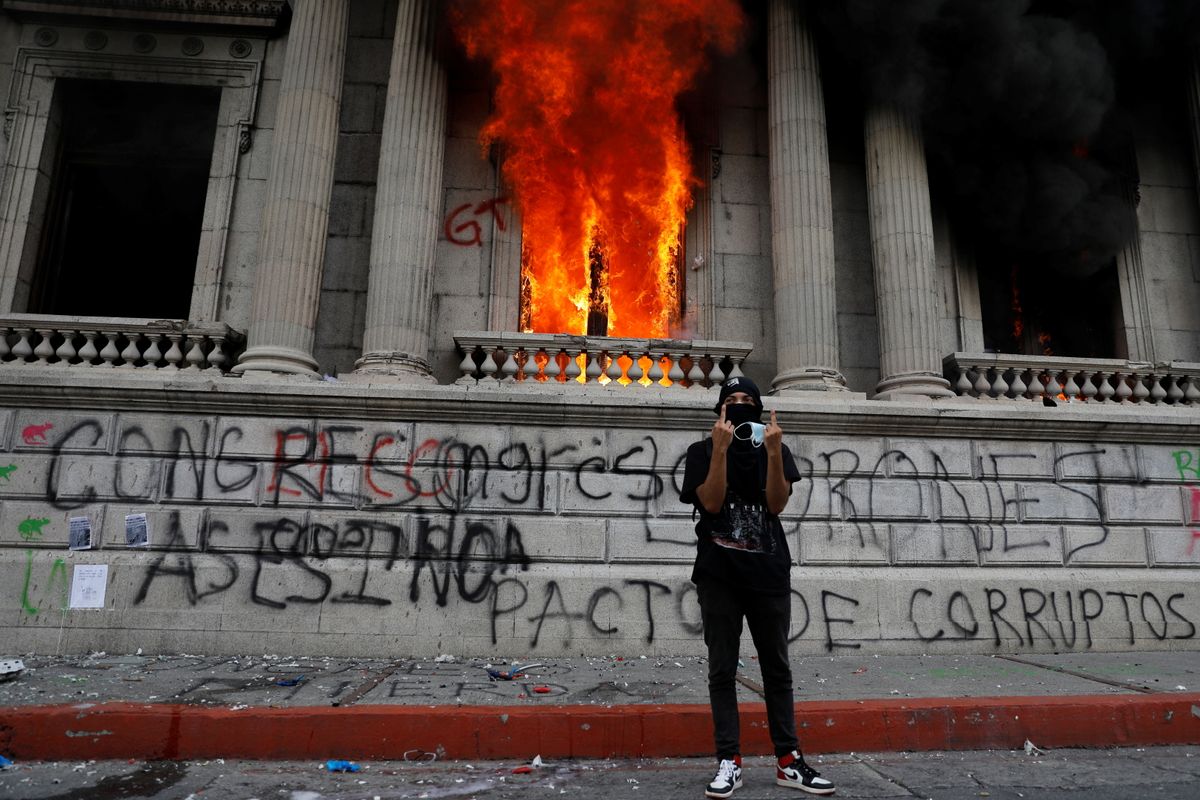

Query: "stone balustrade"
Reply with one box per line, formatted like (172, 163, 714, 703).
(453, 331, 753, 388)
(0, 315, 245, 372)
(944, 352, 1200, 405)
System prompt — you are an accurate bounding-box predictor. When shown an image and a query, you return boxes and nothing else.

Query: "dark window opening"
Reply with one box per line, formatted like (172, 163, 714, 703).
(979, 256, 1124, 359)
(31, 79, 221, 318)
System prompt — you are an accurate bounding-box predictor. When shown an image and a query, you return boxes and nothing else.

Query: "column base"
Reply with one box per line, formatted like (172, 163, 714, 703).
(349, 351, 436, 383)
(771, 367, 849, 393)
(232, 345, 320, 377)
(873, 371, 955, 401)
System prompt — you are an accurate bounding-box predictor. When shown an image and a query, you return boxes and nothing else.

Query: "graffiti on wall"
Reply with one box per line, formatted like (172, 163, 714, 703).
(4, 415, 1199, 651)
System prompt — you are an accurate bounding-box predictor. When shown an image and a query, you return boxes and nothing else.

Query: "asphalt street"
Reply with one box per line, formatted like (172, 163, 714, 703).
(0, 747, 1198, 800)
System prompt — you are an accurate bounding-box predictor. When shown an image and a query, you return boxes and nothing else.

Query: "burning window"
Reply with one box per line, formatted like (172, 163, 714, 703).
(450, 0, 743, 338)
(980, 257, 1123, 359)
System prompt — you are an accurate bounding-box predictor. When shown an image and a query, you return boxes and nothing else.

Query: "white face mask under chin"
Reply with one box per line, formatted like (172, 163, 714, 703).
(733, 421, 765, 447)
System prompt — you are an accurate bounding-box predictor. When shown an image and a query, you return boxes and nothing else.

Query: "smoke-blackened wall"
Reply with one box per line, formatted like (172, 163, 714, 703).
(813, 0, 1200, 279)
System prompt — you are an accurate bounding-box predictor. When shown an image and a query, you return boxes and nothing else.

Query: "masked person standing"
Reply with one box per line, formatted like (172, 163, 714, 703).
(680, 377, 835, 798)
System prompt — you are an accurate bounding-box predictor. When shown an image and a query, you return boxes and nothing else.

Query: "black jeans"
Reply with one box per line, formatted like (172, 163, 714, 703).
(697, 580, 799, 759)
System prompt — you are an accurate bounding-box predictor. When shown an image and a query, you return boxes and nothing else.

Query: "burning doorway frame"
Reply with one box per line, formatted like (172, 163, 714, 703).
(483, 139, 720, 341)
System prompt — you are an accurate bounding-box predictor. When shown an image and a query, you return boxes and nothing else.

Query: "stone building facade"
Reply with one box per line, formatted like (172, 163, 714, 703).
(0, 0, 1197, 658)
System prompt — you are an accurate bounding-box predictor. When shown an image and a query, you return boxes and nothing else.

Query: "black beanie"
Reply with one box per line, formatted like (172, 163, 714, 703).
(713, 376, 763, 414)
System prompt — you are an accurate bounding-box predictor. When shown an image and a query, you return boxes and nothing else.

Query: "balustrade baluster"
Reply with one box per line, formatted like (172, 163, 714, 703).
(98, 332, 120, 367)
(11, 329, 33, 363)
(1147, 374, 1167, 404)
(1131, 374, 1150, 403)
(1063, 371, 1080, 400)
(33, 329, 54, 365)
(478, 348, 500, 384)
(1080, 372, 1097, 401)
(500, 349, 519, 382)
(1045, 371, 1062, 398)
(77, 332, 99, 366)
(1166, 375, 1185, 404)
(141, 335, 164, 369)
(628, 352, 646, 384)
(955, 367, 972, 396)
(991, 369, 1009, 399)
(708, 357, 725, 387)
(519, 348, 536, 381)
(184, 337, 206, 370)
(583, 351, 601, 384)
(456, 347, 478, 384)
(52, 330, 77, 365)
(687, 357, 705, 387)
(1027, 371, 1046, 401)
(1097, 372, 1116, 402)
(564, 348, 582, 382)
(119, 334, 143, 368)
(544, 349, 563, 383)
(605, 350, 624, 385)
(209, 337, 228, 371)
(1009, 369, 1027, 399)
(972, 367, 990, 397)
(162, 334, 185, 370)
(647, 352, 665, 385)
(1184, 377, 1200, 404)
(0, 327, 9, 362)
(666, 353, 685, 387)
(728, 360, 745, 379)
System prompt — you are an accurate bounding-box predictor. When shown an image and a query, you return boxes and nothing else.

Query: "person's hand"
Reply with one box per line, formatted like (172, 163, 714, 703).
(711, 404, 734, 454)
(764, 409, 783, 454)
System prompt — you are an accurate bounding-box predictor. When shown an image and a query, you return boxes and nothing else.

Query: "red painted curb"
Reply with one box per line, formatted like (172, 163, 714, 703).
(2, 694, 1198, 761)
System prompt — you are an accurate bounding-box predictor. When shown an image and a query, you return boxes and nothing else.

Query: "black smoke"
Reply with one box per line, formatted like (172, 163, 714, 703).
(813, 0, 1200, 278)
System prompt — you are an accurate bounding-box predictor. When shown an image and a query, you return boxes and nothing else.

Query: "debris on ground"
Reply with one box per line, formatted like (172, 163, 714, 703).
(325, 759, 361, 772)
(0, 754, 13, 770)
(1023, 739, 1046, 756)
(532, 686, 552, 694)
(852, 667, 868, 675)
(434, 654, 457, 663)
(274, 675, 306, 687)
(0, 659, 25, 682)
(512, 754, 544, 774)
(487, 662, 542, 681)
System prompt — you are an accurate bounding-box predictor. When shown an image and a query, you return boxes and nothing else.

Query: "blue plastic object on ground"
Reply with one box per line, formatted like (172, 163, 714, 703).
(0, 754, 13, 769)
(325, 759, 360, 773)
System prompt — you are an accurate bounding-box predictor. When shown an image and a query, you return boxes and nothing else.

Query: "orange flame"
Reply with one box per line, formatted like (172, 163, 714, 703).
(450, 0, 744, 337)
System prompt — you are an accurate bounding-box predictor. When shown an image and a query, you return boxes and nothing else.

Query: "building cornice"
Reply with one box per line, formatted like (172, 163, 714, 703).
(0, 0, 289, 31)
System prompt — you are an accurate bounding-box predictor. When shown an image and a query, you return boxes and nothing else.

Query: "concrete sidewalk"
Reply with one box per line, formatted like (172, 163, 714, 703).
(1, 651, 1198, 761)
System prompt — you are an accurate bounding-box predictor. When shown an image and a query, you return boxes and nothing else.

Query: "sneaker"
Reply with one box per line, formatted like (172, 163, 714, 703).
(705, 756, 743, 798)
(777, 750, 835, 795)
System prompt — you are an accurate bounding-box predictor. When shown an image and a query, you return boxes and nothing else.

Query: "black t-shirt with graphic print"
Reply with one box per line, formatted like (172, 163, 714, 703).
(679, 437, 801, 595)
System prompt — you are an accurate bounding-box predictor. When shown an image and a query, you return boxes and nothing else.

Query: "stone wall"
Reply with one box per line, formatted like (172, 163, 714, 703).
(1, 375, 1197, 658)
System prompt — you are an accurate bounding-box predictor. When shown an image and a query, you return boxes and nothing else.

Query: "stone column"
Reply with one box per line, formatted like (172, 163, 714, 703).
(767, 0, 846, 392)
(354, 0, 448, 381)
(864, 105, 953, 399)
(234, 0, 349, 376)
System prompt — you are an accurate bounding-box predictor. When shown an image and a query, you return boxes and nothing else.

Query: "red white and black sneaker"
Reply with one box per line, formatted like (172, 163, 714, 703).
(705, 756, 743, 798)
(777, 750, 835, 795)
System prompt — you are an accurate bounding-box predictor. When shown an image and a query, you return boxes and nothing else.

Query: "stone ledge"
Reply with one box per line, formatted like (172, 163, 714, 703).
(0, 367, 1197, 443)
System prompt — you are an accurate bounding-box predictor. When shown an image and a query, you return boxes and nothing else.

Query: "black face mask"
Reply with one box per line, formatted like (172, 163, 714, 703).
(723, 403, 762, 427)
